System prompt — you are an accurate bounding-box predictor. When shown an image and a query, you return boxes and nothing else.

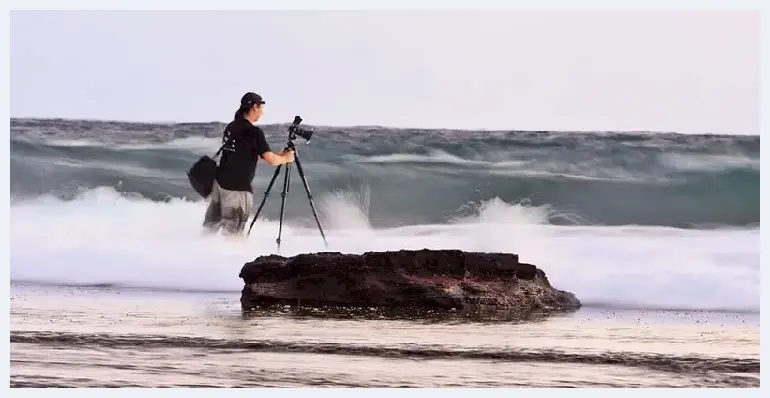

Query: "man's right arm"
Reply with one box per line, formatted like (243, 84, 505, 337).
(260, 149, 294, 165)
(253, 127, 294, 165)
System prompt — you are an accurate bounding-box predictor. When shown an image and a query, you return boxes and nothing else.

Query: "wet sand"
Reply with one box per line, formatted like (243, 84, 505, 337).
(10, 283, 760, 387)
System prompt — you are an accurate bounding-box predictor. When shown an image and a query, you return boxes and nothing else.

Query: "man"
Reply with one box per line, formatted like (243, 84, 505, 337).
(203, 92, 295, 235)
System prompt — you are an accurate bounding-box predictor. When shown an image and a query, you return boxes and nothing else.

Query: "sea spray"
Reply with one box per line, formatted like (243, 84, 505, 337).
(9, 118, 760, 312)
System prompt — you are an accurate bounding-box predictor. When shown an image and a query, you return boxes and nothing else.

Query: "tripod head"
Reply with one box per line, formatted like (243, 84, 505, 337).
(287, 115, 314, 148)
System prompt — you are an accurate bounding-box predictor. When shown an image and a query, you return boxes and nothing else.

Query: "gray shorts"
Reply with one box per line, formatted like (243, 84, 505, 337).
(202, 179, 253, 235)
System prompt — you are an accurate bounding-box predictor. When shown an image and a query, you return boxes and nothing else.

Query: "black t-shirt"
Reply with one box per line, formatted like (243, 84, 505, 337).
(215, 117, 272, 192)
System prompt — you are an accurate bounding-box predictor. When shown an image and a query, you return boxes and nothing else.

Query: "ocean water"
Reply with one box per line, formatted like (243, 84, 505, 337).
(9, 118, 760, 387)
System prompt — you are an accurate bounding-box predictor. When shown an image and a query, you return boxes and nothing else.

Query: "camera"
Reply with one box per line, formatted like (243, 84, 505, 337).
(288, 115, 314, 142)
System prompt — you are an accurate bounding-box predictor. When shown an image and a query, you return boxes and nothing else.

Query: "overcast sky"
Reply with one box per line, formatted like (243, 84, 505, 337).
(10, 10, 759, 134)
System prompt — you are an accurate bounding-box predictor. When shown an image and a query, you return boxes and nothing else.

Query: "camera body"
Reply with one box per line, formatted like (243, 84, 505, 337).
(287, 115, 314, 143)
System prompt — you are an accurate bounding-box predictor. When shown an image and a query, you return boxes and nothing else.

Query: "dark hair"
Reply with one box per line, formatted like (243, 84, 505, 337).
(234, 106, 246, 120)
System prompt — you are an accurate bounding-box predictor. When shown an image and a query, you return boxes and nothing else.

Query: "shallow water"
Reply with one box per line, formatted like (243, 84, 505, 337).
(10, 283, 760, 388)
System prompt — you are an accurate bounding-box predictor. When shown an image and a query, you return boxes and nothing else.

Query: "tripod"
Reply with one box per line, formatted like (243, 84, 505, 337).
(245, 139, 328, 252)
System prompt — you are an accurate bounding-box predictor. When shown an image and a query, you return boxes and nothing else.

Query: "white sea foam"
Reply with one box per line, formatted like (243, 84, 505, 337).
(9, 187, 759, 312)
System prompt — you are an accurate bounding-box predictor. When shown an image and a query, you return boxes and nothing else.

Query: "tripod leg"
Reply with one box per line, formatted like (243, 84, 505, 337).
(292, 152, 328, 247)
(246, 164, 283, 236)
(276, 163, 292, 252)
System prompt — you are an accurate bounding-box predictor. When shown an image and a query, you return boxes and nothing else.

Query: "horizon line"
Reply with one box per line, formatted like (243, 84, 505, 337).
(8, 116, 760, 137)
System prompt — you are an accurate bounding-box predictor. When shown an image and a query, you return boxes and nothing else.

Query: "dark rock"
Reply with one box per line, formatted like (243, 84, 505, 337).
(238, 249, 580, 315)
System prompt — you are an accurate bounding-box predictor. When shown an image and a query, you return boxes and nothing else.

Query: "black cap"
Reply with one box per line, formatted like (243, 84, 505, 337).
(240, 92, 265, 109)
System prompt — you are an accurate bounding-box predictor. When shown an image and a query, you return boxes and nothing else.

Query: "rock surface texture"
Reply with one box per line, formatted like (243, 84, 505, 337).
(239, 249, 581, 314)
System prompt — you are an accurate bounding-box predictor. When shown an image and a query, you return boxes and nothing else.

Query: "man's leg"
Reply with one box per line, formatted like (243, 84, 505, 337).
(202, 180, 223, 233)
(218, 187, 254, 236)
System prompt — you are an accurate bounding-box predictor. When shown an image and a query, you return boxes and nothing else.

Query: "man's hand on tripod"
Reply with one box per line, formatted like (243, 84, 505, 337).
(279, 148, 295, 164)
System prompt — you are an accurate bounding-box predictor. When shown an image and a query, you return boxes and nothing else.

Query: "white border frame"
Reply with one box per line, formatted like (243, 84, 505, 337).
(3, 0, 766, 394)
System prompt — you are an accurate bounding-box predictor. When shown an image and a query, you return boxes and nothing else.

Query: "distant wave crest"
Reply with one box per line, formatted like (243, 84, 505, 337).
(10, 118, 760, 228)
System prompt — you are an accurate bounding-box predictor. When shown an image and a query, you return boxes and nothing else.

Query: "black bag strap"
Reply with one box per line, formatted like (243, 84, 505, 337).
(212, 143, 226, 159)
